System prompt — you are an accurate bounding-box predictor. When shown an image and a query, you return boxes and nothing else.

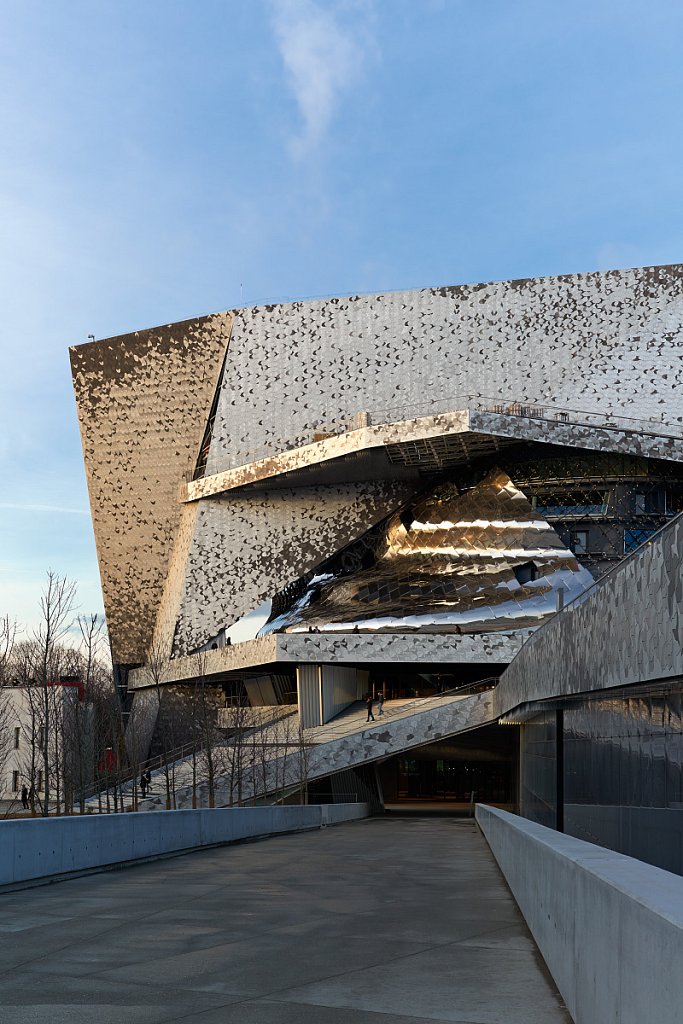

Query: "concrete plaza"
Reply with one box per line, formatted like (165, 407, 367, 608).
(0, 816, 570, 1024)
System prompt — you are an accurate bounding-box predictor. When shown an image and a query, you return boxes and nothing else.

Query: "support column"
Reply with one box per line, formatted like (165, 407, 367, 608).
(297, 665, 322, 729)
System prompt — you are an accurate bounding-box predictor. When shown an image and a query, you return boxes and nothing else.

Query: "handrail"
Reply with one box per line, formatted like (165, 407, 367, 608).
(85, 707, 301, 803)
(305, 679, 498, 741)
(515, 510, 683, 647)
(190, 394, 683, 478)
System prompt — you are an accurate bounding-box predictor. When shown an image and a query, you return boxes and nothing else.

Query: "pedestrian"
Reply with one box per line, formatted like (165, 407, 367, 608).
(366, 694, 375, 722)
(145, 769, 152, 792)
(377, 691, 384, 716)
(140, 774, 148, 799)
(21, 785, 29, 810)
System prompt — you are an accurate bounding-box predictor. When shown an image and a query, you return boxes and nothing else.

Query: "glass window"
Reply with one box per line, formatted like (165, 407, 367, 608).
(572, 530, 589, 555)
(624, 528, 657, 554)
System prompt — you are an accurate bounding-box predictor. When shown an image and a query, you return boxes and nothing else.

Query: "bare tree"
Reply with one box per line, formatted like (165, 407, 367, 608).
(145, 640, 175, 810)
(0, 686, 16, 815)
(193, 654, 219, 808)
(31, 572, 77, 815)
(295, 719, 312, 805)
(217, 699, 249, 806)
(74, 615, 107, 812)
(0, 616, 19, 815)
(0, 615, 20, 685)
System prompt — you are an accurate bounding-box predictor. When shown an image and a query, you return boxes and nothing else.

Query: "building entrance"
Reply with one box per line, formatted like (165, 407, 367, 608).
(377, 725, 518, 812)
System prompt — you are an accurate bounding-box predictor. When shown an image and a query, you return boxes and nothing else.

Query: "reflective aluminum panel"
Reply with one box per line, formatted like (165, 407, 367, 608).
(264, 468, 595, 634)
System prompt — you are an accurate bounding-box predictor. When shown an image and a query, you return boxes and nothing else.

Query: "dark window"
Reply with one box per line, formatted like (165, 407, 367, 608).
(400, 508, 415, 531)
(624, 528, 657, 554)
(572, 530, 589, 555)
(514, 562, 538, 585)
(534, 491, 607, 517)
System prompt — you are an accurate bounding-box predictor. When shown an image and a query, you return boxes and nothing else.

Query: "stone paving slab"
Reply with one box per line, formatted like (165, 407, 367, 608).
(0, 816, 571, 1024)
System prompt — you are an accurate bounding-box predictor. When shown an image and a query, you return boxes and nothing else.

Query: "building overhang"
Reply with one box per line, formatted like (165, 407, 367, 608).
(127, 629, 531, 690)
(184, 405, 683, 500)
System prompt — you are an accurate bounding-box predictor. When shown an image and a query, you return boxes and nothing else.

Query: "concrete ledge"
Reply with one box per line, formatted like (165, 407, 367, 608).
(476, 804, 683, 1024)
(0, 803, 370, 889)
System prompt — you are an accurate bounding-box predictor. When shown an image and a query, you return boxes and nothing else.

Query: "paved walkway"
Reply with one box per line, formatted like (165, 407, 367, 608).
(0, 817, 570, 1024)
(303, 696, 470, 743)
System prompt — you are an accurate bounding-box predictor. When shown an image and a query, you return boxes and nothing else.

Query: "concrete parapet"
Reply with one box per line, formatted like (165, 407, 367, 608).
(0, 803, 370, 889)
(476, 804, 683, 1024)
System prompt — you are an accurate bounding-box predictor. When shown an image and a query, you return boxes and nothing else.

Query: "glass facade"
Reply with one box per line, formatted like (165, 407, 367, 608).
(519, 710, 558, 829)
(520, 684, 683, 876)
(378, 728, 517, 807)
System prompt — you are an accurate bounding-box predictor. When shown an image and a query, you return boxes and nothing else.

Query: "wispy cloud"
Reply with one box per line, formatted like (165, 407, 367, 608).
(0, 503, 89, 515)
(270, 0, 374, 158)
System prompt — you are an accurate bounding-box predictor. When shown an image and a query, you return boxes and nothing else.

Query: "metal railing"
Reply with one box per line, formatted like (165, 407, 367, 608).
(306, 679, 498, 741)
(190, 394, 683, 478)
(513, 509, 683, 647)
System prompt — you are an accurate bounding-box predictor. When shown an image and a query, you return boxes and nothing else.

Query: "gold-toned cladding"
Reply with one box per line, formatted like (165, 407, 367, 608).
(70, 313, 233, 664)
(270, 468, 594, 633)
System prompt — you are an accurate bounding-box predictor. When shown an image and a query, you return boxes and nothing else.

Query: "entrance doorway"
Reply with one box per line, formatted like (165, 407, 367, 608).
(378, 725, 518, 812)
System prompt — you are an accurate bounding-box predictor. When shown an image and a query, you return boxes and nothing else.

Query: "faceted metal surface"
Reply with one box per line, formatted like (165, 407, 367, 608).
(206, 265, 683, 474)
(265, 469, 594, 634)
(70, 315, 232, 664)
(69, 264, 683, 676)
(495, 512, 683, 714)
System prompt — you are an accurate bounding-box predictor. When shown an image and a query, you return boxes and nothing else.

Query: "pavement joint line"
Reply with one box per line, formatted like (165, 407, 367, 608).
(161, 993, 477, 1024)
(14, 891, 533, 1000)
(172, 924, 536, 1007)
(0, 818, 568, 1022)
(0, 818, 352, 895)
(0, 842, 298, 983)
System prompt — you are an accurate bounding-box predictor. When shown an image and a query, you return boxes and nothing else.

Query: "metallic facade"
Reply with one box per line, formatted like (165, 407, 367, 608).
(70, 314, 232, 664)
(70, 264, 683, 694)
(264, 469, 593, 634)
(204, 266, 683, 473)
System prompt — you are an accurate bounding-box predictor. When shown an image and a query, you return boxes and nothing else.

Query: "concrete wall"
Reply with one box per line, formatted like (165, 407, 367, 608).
(476, 804, 683, 1024)
(0, 803, 370, 889)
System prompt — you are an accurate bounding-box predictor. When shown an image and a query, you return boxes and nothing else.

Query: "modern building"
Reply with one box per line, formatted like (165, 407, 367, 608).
(71, 264, 683, 845)
(0, 684, 86, 810)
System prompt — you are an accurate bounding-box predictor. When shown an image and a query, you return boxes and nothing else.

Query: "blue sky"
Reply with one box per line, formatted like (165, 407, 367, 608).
(1, 0, 683, 631)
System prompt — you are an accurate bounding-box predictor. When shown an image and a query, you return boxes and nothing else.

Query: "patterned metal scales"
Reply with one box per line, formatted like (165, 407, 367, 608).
(265, 469, 595, 634)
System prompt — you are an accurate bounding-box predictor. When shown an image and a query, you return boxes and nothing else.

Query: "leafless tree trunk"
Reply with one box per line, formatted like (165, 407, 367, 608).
(296, 720, 311, 805)
(195, 655, 217, 808)
(0, 615, 19, 684)
(76, 614, 106, 813)
(32, 572, 77, 816)
(218, 698, 248, 806)
(145, 640, 172, 809)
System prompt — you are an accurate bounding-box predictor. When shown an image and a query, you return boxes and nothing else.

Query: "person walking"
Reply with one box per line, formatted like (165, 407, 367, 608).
(140, 774, 148, 799)
(377, 691, 384, 716)
(20, 785, 29, 810)
(144, 769, 153, 792)
(366, 694, 375, 722)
